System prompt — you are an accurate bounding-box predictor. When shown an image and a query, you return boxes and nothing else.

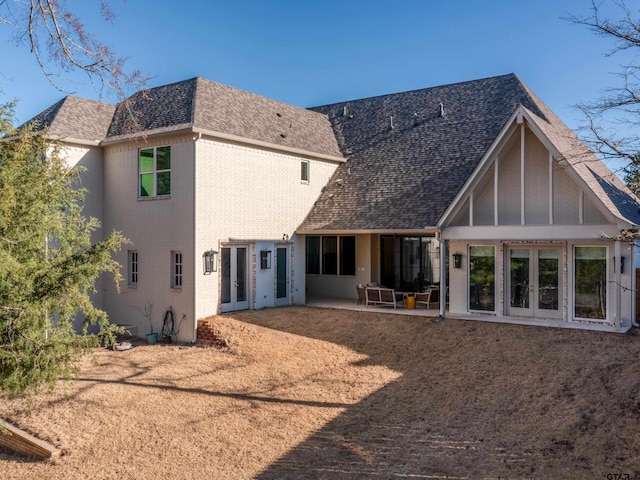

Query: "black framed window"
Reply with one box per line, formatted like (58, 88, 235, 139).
(305, 235, 356, 276)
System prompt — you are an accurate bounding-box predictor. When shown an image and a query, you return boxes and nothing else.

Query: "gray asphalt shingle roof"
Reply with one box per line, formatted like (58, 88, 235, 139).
(24, 77, 343, 159)
(22, 74, 639, 229)
(107, 77, 343, 157)
(298, 73, 640, 231)
(22, 96, 115, 143)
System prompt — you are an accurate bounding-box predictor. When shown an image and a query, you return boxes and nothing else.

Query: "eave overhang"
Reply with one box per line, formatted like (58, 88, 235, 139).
(100, 125, 346, 164)
(295, 227, 439, 236)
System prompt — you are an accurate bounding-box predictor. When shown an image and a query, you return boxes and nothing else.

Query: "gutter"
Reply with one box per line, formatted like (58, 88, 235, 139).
(100, 125, 346, 164)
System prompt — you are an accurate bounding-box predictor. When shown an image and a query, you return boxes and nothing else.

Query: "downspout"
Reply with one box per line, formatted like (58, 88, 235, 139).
(436, 230, 446, 318)
(615, 240, 622, 331)
(633, 240, 639, 328)
(192, 132, 201, 344)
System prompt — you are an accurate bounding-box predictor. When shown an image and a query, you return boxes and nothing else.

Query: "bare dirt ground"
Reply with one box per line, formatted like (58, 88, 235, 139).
(1, 306, 640, 479)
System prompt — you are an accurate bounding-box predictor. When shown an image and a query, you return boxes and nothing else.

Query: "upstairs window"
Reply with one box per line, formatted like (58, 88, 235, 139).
(139, 146, 171, 197)
(301, 160, 309, 183)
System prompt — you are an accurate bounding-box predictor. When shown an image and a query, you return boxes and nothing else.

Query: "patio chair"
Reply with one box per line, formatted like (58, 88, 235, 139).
(356, 284, 366, 305)
(415, 286, 439, 309)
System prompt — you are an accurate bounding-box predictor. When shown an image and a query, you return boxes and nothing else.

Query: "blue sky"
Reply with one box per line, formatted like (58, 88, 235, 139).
(0, 0, 634, 160)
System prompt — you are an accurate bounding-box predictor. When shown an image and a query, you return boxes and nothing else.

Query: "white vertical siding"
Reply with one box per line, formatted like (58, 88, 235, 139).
(472, 168, 494, 226)
(523, 131, 550, 225)
(552, 164, 581, 224)
(497, 141, 521, 225)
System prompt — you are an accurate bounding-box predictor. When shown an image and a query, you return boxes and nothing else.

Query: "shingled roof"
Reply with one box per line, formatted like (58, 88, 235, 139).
(298, 73, 640, 232)
(106, 77, 343, 158)
(22, 96, 115, 144)
(25, 77, 343, 160)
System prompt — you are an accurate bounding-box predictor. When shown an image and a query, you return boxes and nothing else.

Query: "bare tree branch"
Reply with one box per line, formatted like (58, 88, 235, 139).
(1, 0, 147, 101)
(564, 1, 640, 167)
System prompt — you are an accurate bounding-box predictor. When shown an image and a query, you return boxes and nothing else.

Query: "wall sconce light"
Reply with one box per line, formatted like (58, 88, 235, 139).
(453, 253, 462, 269)
(260, 250, 272, 269)
(203, 249, 218, 274)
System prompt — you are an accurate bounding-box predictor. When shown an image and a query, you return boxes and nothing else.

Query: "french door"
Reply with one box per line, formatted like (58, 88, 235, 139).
(221, 245, 249, 312)
(507, 246, 562, 319)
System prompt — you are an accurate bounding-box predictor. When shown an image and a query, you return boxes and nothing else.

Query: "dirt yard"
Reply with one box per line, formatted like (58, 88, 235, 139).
(1, 306, 640, 479)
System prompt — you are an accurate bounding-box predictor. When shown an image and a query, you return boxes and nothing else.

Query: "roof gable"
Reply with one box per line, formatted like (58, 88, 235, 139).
(520, 103, 640, 226)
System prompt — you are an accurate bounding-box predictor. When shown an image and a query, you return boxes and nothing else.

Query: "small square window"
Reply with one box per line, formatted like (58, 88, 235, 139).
(301, 160, 309, 183)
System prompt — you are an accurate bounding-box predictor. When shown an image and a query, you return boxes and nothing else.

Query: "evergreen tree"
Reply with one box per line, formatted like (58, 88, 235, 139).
(0, 103, 126, 397)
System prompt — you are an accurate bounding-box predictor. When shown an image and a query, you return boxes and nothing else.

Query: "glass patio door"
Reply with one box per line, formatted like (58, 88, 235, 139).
(508, 247, 561, 319)
(221, 245, 249, 312)
(275, 246, 289, 306)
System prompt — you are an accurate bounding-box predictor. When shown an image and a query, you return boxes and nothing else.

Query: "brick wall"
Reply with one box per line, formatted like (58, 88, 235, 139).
(0, 419, 60, 459)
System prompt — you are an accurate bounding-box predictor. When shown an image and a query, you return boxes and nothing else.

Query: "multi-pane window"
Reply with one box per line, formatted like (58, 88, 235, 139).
(171, 251, 183, 289)
(301, 160, 309, 183)
(322, 237, 337, 275)
(340, 236, 356, 275)
(139, 146, 171, 197)
(574, 246, 607, 320)
(306, 236, 320, 274)
(128, 250, 138, 286)
(469, 245, 495, 312)
(305, 235, 356, 276)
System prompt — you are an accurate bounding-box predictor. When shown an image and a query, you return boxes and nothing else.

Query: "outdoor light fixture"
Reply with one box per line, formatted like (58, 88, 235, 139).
(453, 253, 462, 269)
(203, 249, 218, 274)
(260, 250, 272, 269)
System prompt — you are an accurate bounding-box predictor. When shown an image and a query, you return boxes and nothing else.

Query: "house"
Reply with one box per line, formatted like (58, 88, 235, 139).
(26, 77, 344, 341)
(300, 73, 640, 331)
(25, 74, 640, 337)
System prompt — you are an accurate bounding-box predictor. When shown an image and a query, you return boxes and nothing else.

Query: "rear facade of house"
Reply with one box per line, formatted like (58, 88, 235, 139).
(27, 73, 640, 338)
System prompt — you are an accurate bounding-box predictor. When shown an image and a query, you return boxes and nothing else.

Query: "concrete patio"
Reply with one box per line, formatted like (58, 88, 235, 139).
(305, 296, 625, 332)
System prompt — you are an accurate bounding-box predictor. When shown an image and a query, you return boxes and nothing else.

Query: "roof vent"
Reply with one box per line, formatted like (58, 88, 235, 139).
(439, 103, 445, 118)
(280, 133, 287, 138)
(276, 112, 282, 117)
(343, 106, 348, 117)
(389, 115, 394, 129)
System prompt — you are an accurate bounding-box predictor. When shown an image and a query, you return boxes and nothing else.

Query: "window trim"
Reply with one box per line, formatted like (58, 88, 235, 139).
(171, 250, 183, 290)
(139, 146, 171, 198)
(305, 235, 356, 277)
(128, 250, 138, 287)
(301, 160, 309, 184)
(573, 245, 608, 321)
(468, 244, 496, 313)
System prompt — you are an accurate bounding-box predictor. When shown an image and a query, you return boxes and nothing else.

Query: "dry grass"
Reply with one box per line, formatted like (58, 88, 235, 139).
(1, 306, 640, 479)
